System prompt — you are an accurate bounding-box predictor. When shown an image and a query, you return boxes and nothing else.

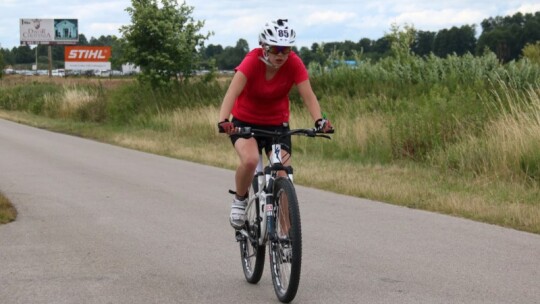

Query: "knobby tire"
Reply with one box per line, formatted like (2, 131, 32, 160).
(269, 177, 302, 303)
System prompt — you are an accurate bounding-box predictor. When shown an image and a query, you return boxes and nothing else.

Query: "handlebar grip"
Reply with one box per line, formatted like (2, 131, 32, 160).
(315, 128, 334, 134)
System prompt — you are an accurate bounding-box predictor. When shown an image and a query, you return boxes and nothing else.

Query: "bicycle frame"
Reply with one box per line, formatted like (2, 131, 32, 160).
(240, 143, 291, 246)
(233, 126, 331, 244)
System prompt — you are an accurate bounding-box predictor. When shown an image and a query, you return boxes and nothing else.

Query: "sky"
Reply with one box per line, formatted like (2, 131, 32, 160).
(1, 0, 540, 50)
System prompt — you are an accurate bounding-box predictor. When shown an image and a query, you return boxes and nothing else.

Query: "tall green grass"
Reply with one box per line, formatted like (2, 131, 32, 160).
(431, 83, 540, 185)
(105, 80, 224, 125)
(307, 51, 540, 163)
(0, 82, 61, 114)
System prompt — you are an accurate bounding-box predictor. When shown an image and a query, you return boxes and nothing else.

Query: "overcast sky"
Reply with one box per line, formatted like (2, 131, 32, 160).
(1, 0, 540, 50)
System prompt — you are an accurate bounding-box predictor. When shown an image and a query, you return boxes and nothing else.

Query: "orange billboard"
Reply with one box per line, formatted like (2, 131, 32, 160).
(65, 46, 111, 62)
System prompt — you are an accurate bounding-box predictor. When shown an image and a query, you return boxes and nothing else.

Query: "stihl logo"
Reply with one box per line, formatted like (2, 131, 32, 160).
(65, 46, 111, 62)
(68, 50, 106, 60)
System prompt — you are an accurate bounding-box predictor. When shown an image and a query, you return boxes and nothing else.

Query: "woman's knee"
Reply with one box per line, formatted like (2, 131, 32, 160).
(241, 154, 259, 169)
(235, 139, 259, 167)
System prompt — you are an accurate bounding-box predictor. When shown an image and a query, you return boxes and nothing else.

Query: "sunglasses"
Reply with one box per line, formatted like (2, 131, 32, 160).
(266, 45, 292, 55)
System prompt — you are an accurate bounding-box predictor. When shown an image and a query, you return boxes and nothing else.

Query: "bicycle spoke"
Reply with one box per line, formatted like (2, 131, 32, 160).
(269, 177, 301, 303)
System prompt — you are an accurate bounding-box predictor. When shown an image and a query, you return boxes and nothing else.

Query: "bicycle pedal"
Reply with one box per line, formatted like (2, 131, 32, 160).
(235, 231, 244, 242)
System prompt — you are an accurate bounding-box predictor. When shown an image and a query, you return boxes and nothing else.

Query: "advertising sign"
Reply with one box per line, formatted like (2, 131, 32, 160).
(64, 46, 112, 70)
(20, 18, 78, 45)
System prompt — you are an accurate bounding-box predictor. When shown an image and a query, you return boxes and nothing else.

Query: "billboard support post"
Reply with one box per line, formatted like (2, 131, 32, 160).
(48, 46, 52, 77)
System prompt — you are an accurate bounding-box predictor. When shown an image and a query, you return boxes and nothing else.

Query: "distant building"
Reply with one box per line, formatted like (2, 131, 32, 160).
(122, 63, 140, 75)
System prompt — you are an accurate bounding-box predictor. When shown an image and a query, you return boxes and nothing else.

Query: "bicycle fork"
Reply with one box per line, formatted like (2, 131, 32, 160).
(257, 155, 278, 245)
(257, 173, 277, 245)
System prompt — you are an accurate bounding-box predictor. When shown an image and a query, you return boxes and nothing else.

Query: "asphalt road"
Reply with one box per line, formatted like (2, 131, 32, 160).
(0, 118, 539, 304)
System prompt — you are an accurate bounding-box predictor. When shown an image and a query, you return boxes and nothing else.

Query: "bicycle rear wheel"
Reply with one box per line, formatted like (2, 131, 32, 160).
(269, 177, 302, 303)
(239, 176, 265, 283)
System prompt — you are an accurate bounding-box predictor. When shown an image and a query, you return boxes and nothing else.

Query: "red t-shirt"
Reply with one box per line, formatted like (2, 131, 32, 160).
(232, 48, 309, 125)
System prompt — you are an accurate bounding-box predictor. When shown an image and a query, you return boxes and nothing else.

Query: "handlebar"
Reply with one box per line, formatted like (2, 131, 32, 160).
(220, 126, 333, 139)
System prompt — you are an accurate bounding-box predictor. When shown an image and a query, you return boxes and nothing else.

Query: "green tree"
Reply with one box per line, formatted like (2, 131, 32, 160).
(298, 46, 315, 66)
(13, 45, 34, 64)
(200, 44, 223, 70)
(202, 44, 223, 59)
(522, 41, 540, 64)
(412, 30, 435, 57)
(358, 38, 373, 53)
(309, 43, 328, 65)
(1, 48, 15, 66)
(120, 0, 211, 87)
(86, 35, 126, 70)
(75, 34, 88, 45)
(371, 37, 391, 59)
(477, 11, 540, 62)
(385, 23, 416, 61)
(216, 39, 249, 70)
(433, 25, 476, 57)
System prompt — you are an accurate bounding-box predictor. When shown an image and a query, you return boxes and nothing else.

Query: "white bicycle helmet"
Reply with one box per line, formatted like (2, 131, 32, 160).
(259, 19, 296, 46)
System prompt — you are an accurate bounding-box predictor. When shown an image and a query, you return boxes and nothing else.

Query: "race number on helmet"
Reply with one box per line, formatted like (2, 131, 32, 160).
(259, 19, 296, 47)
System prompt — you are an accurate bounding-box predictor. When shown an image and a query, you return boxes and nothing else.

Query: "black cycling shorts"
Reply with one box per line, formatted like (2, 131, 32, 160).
(229, 118, 292, 155)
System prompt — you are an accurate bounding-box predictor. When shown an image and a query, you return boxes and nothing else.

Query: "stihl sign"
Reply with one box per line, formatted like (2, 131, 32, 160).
(65, 46, 111, 62)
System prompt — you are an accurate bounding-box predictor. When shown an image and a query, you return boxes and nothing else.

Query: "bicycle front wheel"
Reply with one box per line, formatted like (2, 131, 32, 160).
(239, 176, 265, 283)
(269, 177, 302, 303)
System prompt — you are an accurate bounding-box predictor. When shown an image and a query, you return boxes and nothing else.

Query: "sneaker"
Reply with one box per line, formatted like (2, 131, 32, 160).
(229, 197, 247, 229)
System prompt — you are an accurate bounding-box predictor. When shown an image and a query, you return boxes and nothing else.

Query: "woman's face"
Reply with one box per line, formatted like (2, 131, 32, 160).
(265, 45, 291, 68)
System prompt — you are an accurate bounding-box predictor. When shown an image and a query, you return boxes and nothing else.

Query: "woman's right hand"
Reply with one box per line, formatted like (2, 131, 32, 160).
(218, 119, 235, 134)
(315, 118, 334, 133)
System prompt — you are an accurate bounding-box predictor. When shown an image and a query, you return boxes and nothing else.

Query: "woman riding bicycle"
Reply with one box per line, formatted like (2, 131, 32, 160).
(218, 19, 333, 229)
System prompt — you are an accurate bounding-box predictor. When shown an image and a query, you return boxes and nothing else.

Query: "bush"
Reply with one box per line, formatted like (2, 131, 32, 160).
(522, 41, 540, 65)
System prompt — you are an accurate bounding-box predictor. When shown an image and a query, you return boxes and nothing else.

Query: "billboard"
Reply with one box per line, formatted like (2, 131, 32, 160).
(64, 46, 112, 70)
(20, 18, 78, 45)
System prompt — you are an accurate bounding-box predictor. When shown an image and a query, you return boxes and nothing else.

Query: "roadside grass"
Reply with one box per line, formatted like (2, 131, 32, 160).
(0, 191, 17, 224)
(2, 106, 539, 234)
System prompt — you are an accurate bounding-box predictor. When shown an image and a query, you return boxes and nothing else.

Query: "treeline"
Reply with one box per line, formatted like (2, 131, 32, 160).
(2, 10, 540, 71)
(291, 11, 540, 65)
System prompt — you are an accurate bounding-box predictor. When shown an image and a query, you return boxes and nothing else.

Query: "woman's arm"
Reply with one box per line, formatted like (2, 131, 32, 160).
(219, 71, 248, 122)
(297, 79, 323, 121)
